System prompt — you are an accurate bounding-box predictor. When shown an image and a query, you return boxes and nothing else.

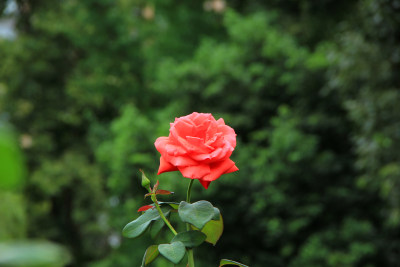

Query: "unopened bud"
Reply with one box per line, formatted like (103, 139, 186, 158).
(140, 170, 151, 191)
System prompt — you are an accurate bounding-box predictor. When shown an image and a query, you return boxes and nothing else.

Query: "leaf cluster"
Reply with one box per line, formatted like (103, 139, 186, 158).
(123, 199, 223, 266)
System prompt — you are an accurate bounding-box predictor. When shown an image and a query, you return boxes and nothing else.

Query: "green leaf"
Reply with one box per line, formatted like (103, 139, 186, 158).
(158, 202, 180, 210)
(178, 200, 215, 229)
(150, 217, 166, 238)
(192, 214, 224, 245)
(219, 259, 249, 267)
(123, 206, 171, 238)
(123, 220, 152, 239)
(212, 207, 221, 220)
(141, 245, 159, 266)
(158, 241, 185, 264)
(171, 230, 207, 248)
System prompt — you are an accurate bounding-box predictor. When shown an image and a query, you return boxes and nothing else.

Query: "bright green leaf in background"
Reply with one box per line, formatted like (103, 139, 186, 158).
(0, 128, 25, 191)
(0, 241, 71, 267)
(193, 214, 224, 246)
(141, 245, 159, 267)
(0, 128, 27, 240)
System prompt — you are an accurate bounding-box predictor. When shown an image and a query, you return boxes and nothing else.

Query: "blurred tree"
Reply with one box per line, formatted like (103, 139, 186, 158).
(325, 0, 400, 264)
(0, 0, 399, 266)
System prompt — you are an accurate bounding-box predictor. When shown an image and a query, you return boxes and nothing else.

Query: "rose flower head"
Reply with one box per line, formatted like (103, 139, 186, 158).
(155, 112, 238, 189)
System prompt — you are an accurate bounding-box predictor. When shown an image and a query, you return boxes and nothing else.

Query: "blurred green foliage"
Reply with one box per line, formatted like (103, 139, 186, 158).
(0, 124, 71, 266)
(0, 0, 399, 266)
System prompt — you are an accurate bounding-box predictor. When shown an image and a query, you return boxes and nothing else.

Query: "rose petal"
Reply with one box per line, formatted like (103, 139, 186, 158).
(169, 130, 190, 149)
(172, 119, 194, 137)
(216, 118, 225, 125)
(201, 158, 236, 182)
(205, 132, 223, 148)
(155, 113, 238, 190)
(190, 146, 232, 162)
(177, 164, 211, 179)
(209, 146, 228, 159)
(186, 136, 213, 153)
(186, 112, 199, 121)
(198, 179, 211, 189)
(155, 136, 170, 154)
(192, 122, 210, 139)
(191, 113, 213, 125)
(219, 125, 236, 148)
(157, 156, 178, 174)
(163, 154, 198, 166)
(165, 144, 186, 156)
(225, 164, 239, 174)
(205, 120, 218, 141)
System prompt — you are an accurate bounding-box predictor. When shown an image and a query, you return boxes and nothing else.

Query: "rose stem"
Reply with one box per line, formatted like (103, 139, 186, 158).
(150, 194, 177, 236)
(186, 179, 195, 267)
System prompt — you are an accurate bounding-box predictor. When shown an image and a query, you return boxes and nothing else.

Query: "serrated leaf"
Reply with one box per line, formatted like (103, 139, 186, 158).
(141, 245, 159, 266)
(123, 206, 171, 238)
(158, 241, 185, 264)
(192, 214, 224, 245)
(178, 200, 215, 229)
(171, 230, 206, 248)
(219, 259, 249, 267)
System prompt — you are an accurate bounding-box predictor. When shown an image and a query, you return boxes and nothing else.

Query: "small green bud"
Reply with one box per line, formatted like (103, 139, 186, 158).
(140, 170, 151, 192)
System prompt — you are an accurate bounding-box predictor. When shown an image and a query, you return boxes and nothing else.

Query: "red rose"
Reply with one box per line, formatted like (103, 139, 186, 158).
(155, 112, 238, 189)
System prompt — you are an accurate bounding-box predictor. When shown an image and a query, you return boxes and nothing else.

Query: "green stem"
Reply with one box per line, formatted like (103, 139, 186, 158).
(151, 194, 177, 236)
(186, 179, 195, 267)
(187, 179, 194, 203)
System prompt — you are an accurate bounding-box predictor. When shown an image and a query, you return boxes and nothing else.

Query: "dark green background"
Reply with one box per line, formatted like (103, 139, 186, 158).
(0, 0, 399, 266)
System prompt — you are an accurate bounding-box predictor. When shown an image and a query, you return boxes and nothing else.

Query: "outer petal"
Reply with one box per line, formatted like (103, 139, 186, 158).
(201, 158, 237, 182)
(225, 164, 239, 174)
(198, 179, 211, 189)
(219, 125, 236, 148)
(198, 163, 238, 189)
(177, 164, 211, 179)
(157, 156, 178, 175)
(155, 136, 169, 154)
(191, 113, 213, 125)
